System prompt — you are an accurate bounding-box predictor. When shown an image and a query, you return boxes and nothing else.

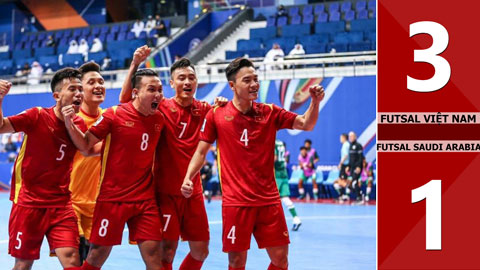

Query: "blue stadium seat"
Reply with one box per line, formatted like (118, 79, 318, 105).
(98, 34, 107, 43)
(88, 51, 108, 64)
(356, 0, 367, 11)
(250, 27, 277, 41)
(62, 29, 72, 39)
(323, 170, 340, 198)
(31, 40, 41, 49)
(28, 33, 37, 42)
(334, 32, 364, 43)
(138, 31, 147, 39)
(277, 16, 288, 27)
(15, 57, 35, 70)
(63, 54, 84, 67)
(329, 2, 340, 13)
(39, 55, 59, 70)
(281, 24, 311, 37)
(244, 49, 265, 58)
(305, 43, 326, 54)
(37, 32, 47, 41)
(14, 42, 23, 50)
(350, 19, 375, 32)
(117, 32, 126, 41)
(23, 41, 33, 49)
(303, 13, 314, 24)
(20, 35, 28, 43)
(341, 2, 352, 12)
(329, 11, 341, 22)
(291, 15, 302, 25)
(81, 28, 91, 37)
(57, 45, 69, 54)
(237, 39, 262, 51)
(304, 34, 330, 44)
(106, 33, 116, 42)
(87, 35, 95, 44)
(110, 24, 119, 34)
(371, 9, 376, 18)
(314, 4, 325, 15)
(368, 0, 376, 10)
(317, 12, 328, 23)
(0, 52, 10, 60)
(315, 21, 346, 34)
(34, 47, 55, 57)
(225, 50, 244, 60)
(119, 23, 130, 33)
(264, 37, 296, 53)
(266, 16, 276, 27)
(349, 41, 371, 51)
(0, 60, 13, 75)
(366, 31, 376, 42)
(12, 49, 32, 61)
(344, 10, 355, 21)
(126, 32, 136, 40)
(357, 9, 368, 19)
(91, 26, 101, 36)
(72, 28, 82, 38)
(101, 25, 110, 35)
(288, 6, 299, 17)
(302, 5, 313, 16)
(327, 43, 348, 52)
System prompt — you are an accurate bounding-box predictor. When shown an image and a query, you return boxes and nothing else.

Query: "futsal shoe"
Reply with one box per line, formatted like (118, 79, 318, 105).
(292, 217, 302, 231)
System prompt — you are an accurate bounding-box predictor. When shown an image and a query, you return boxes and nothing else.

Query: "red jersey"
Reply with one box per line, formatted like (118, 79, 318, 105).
(89, 102, 164, 202)
(154, 98, 211, 196)
(200, 101, 298, 206)
(8, 107, 87, 208)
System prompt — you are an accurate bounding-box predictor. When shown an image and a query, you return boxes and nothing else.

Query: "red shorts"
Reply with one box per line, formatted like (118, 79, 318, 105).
(8, 203, 79, 260)
(222, 203, 290, 252)
(157, 192, 209, 242)
(89, 199, 163, 246)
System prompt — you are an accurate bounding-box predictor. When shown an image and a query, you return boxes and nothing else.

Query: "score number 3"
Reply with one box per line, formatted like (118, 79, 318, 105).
(411, 180, 442, 250)
(408, 21, 451, 92)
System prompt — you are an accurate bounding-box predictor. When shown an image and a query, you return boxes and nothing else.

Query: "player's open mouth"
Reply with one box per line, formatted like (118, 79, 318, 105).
(93, 89, 104, 97)
(72, 100, 82, 106)
(249, 90, 258, 94)
(184, 88, 192, 92)
(151, 102, 159, 109)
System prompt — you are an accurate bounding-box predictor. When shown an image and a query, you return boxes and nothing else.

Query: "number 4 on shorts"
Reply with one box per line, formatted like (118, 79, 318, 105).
(227, 226, 236, 244)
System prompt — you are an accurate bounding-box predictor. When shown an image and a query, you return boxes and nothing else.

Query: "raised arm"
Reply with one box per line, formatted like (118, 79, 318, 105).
(181, 141, 212, 198)
(119, 45, 152, 103)
(0, 80, 15, 134)
(292, 85, 325, 131)
(62, 105, 101, 156)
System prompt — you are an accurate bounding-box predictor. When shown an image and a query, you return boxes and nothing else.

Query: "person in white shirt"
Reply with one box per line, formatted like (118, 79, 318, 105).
(78, 38, 90, 61)
(67, 39, 79, 54)
(263, 43, 285, 70)
(288, 44, 305, 56)
(131, 19, 145, 38)
(90, 38, 103, 53)
(27, 61, 43, 85)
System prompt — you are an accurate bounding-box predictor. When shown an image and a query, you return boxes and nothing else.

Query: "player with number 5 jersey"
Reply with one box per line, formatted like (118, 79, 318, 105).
(182, 57, 325, 270)
(63, 68, 165, 270)
(0, 69, 87, 270)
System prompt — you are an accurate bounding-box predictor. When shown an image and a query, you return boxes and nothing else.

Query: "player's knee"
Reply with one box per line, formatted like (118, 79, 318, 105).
(161, 244, 177, 261)
(191, 245, 209, 261)
(271, 254, 288, 268)
(228, 253, 246, 268)
(13, 259, 33, 270)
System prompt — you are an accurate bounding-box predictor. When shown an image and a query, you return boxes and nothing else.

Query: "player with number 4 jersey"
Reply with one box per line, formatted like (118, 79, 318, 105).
(1, 69, 86, 270)
(63, 68, 165, 270)
(182, 58, 325, 270)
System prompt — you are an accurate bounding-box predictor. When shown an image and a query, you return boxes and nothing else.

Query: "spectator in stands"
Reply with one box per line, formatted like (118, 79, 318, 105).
(3, 135, 17, 163)
(67, 39, 79, 54)
(27, 61, 43, 85)
(131, 19, 145, 38)
(200, 159, 213, 203)
(153, 14, 167, 37)
(263, 43, 284, 70)
(46, 35, 56, 47)
(17, 63, 31, 78)
(78, 38, 89, 61)
(101, 56, 111, 70)
(276, 5, 288, 19)
(289, 44, 305, 56)
(145, 15, 156, 34)
(90, 38, 103, 53)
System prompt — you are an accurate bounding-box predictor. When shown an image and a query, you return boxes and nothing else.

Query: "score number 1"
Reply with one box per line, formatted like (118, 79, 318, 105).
(411, 180, 442, 250)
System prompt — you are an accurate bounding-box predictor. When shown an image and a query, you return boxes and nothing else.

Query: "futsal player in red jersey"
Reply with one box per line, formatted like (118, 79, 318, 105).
(0, 68, 87, 270)
(119, 46, 226, 270)
(63, 68, 165, 270)
(182, 58, 325, 270)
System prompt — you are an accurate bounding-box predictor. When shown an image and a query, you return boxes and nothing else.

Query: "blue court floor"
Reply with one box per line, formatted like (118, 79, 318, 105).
(0, 193, 376, 270)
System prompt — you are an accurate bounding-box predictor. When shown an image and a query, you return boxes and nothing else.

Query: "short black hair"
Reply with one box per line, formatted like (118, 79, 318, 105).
(50, 67, 82, 93)
(131, 68, 158, 89)
(225, 57, 255, 82)
(300, 146, 307, 151)
(170, 57, 195, 77)
(78, 61, 101, 78)
(341, 133, 348, 139)
(304, 139, 312, 145)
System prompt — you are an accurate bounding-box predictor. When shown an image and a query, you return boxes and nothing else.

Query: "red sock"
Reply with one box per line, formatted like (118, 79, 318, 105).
(161, 261, 173, 270)
(179, 253, 204, 270)
(267, 262, 287, 270)
(228, 266, 245, 270)
(81, 261, 101, 270)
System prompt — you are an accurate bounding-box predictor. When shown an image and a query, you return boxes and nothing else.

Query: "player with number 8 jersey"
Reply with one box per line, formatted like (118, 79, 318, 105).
(182, 58, 325, 270)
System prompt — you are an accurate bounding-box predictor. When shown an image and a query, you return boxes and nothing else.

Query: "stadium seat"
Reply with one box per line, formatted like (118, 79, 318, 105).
(315, 21, 346, 34)
(119, 23, 130, 33)
(15, 57, 35, 70)
(0, 52, 10, 60)
(87, 35, 95, 44)
(244, 49, 265, 58)
(317, 12, 328, 23)
(323, 170, 340, 198)
(225, 50, 244, 60)
(344, 10, 355, 21)
(357, 9, 369, 19)
(91, 26, 101, 36)
(37, 32, 47, 41)
(264, 37, 296, 53)
(63, 54, 84, 67)
(0, 60, 13, 75)
(356, 0, 367, 11)
(329, 11, 341, 22)
(371, 9, 376, 18)
(237, 39, 262, 51)
(281, 24, 311, 37)
(34, 47, 55, 57)
(288, 6, 299, 17)
(88, 51, 108, 64)
(368, 0, 376, 10)
(101, 25, 110, 35)
(303, 13, 314, 24)
(291, 15, 302, 25)
(39, 55, 59, 70)
(250, 27, 277, 41)
(327, 43, 348, 52)
(117, 32, 126, 41)
(138, 31, 147, 39)
(341, 2, 352, 12)
(329, 2, 340, 13)
(266, 16, 276, 27)
(110, 24, 119, 34)
(302, 5, 313, 16)
(304, 33, 330, 44)
(351, 19, 375, 32)
(12, 49, 32, 61)
(27, 33, 37, 42)
(126, 32, 136, 40)
(72, 28, 82, 38)
(106, 33, 116, 42)
(277, 16, 288, 27)
(305, 43, 326, 54)
(81, 28, 90, 37)
(349, 41, 371, 51)
(314, 4, 325, 15)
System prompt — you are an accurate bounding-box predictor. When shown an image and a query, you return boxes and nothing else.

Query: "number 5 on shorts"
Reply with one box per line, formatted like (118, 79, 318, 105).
(227, 226, 236, 244)
(15, 232, 22, 249)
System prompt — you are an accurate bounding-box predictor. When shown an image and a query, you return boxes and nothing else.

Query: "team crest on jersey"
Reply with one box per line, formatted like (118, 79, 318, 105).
(124, 121, 134, 127)
(155, 124, 162, 132)
(254, 115, 265, 122)
(93, 115, 104, 126)
(191, 108, 201, 116)
(224, 115, 234, 121)
(283, 231, 289, 237)
(170, 107, 177, 113)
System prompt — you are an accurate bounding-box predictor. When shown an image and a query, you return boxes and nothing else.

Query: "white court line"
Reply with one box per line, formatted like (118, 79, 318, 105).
(0, 215, 376, 243)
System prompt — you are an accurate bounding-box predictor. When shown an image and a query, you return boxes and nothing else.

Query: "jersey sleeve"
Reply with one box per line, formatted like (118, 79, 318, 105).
(88, 107, 114, 140)
(199, 109, 217, 144)
(73, 116, 88, 133)
(7, 107, 40, 133)
(272, 104, 298, 130)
